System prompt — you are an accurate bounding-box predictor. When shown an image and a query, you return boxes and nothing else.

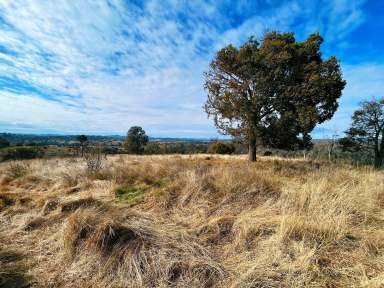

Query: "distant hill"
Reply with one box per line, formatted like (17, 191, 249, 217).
(0, 133, 123, 146)
(0, 133, 218, 146)
(0, 132, 331, 146)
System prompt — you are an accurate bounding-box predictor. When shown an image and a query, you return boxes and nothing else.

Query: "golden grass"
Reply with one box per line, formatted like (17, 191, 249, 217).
(0, 154, 383, 287)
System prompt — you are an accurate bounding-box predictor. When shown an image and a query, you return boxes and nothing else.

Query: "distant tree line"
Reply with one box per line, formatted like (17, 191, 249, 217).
(123, 126, 237, 155)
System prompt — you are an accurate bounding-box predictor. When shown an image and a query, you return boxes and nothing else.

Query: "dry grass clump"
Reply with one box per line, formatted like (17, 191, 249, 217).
(61, 172, 82, 188)
(147, 162, 282, 231)
(0, 193, 16, 211)
(4, 162, 30, 179)
(22, 215, 46, 231)
(231, 167, 384, 288)
(196, 215, 235, 245)
(60, 197, 102, 213)
(41, 198, 59, 215)
(57, 209, 225, 287)
(0, 155, 383, 287)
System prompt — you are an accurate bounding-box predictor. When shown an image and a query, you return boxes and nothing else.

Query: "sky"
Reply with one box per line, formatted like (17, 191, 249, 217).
(0, 0, 383, 138)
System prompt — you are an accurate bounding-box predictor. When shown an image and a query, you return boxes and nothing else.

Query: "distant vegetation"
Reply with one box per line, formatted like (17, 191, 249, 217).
(1, 130, 384, 168)
(0, 137, 10, 149)
(1, 147, 41, 161)
(207, 141, 235, 154)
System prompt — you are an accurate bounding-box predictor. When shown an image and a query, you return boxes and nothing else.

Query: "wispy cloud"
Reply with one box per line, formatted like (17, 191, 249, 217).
(0, 0, 372, 137)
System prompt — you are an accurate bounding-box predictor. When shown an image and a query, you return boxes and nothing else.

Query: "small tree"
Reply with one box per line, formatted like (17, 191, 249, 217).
(204, 32, 345, 161)
(76, 135, 88, 157)
(125, 126, 149, 154)
(0, 137, 10, 149)
(340, 98, 384, 168)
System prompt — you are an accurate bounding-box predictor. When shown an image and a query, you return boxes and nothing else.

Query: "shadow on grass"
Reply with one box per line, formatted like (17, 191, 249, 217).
(0, 249, 30, 288)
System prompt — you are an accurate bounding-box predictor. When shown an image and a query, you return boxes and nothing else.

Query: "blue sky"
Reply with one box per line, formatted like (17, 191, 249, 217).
(0, 0, 383, 138)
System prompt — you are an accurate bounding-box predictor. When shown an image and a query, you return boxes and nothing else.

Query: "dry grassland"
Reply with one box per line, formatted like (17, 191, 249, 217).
(0, 154, 384, 287)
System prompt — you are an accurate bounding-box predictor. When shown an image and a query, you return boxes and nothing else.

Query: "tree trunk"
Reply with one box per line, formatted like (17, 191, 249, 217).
(248, 128, 257, 162)
(376, 133, 384, 168)
(374, 137, 382, 168)
(374, 151, 382, 168)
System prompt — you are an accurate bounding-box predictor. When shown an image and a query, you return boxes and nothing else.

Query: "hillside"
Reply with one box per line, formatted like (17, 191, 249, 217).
(1, 155, 384, 287)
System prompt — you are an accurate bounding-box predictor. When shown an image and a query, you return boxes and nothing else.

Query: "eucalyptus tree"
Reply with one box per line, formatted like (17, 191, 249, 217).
(340, 98, 384, 168)
(204, 32, 345, 161)
(125, 126, 149, 154)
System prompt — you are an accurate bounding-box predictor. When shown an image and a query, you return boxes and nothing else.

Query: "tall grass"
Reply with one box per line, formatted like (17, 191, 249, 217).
(0, 155, 383, 287)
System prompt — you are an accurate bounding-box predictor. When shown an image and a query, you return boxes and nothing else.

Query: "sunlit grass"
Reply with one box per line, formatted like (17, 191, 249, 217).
(0, 154, 383, 287)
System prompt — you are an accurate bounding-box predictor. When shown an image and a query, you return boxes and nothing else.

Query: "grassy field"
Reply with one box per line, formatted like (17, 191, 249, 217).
(0, 155, 383, 287)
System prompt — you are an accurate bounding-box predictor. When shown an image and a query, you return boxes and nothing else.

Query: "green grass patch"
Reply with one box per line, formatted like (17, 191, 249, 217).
(114, 183, 151, 204)
(114, 178, 168, 204)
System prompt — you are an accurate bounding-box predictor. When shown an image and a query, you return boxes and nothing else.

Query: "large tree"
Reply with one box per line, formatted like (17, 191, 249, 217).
(204, 32, 345, 161)
(339, 98, 384, 168)
(125, 126, 149, 154)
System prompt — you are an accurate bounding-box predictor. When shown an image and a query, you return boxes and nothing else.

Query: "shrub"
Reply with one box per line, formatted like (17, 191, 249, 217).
(207, 141, 235, 154)
(1, 147, 41, 161)
(84, 147, 103, 175)
(86, 157, 103, 174)
(102, 146, 119, 154)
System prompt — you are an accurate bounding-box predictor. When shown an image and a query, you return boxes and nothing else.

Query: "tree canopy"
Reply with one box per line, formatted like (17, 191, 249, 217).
(339, 98, 384, 167)
(125, 126, 149, 154)
(204, 32, 345, 161)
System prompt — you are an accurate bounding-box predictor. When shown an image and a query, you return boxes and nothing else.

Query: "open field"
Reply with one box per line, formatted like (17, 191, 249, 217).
(1, 155, 384, 287)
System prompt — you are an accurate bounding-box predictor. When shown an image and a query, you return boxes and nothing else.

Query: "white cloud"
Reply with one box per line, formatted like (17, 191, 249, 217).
(0, 0, 371, 137)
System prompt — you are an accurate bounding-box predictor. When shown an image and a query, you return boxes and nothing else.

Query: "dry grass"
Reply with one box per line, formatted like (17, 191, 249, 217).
(0, 154, 383, 287)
